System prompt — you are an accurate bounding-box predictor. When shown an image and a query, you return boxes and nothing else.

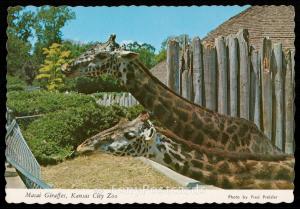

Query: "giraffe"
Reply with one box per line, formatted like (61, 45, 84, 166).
(76, 113, 294, 189)
(61, 35, 283, 156)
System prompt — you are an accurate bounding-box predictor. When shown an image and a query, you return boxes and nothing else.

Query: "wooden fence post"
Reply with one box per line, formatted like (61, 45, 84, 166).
(167, 40, 180, 94)
(119, 93, 124, 106)
(181, 45, 193, 101)
(181, 69, 189, 99)
(108, 94, 112, 106)
(127, 93, 131, 107)
(291, 49, 295, 143)
(192, 37, 203, 105)
(125, 93, 128, 106)
(187, 44, 193, 101)
(272, 43, 284, 150)
(284, 50, 294, 154)
(226, 34, 238, 117)
(115, 94, 120, 106)
(203, 45, 217, 111)
(129, 94, 133, 106)
(237, 29, 250, 120)
(188, 69, 193, 101)
(102, 94, 106, 106)
(215, 36, 228, 115)
(261, 37, 273, 140)
(250, 48, 261, 128)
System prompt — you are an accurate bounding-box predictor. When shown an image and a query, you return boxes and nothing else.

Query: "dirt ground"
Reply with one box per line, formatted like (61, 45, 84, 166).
(41, 153, 180, 189)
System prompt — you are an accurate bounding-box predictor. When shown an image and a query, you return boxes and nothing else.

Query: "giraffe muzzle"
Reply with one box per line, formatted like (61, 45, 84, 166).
(76, 144, 95, 155)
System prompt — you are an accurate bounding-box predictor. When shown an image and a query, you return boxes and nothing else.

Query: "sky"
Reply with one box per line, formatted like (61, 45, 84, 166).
(29, 6, 250, 53)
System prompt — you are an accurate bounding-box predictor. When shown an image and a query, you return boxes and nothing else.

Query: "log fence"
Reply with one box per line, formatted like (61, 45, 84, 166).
(166, 29, 295, 153)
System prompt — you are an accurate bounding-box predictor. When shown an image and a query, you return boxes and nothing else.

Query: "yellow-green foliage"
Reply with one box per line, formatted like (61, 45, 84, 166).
(36, 43, 71, 91)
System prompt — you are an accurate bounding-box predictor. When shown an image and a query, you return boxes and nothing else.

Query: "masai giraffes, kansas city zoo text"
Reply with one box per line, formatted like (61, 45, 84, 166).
(62, 35, 294, 189)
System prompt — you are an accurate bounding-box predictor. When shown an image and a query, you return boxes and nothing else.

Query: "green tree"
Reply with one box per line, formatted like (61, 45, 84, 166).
(33, 6, 75, 64)
(152, 34, 191, 65)
(160, 34, 191, 50)
(7, 34, 31, 76)
(125, 42, 156, 69)
(7, 7, 35, 76)
(62, 40, 95, 59)
(36, 43, 71, 91)
(7, 6, 35, 42)
(154, 49, 167, 64)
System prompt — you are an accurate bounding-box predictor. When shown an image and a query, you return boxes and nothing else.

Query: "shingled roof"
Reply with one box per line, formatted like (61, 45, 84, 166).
(151, 5, 295, 83)
(202, 5, 295, 50)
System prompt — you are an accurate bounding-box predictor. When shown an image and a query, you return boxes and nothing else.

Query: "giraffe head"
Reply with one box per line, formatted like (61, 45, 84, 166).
(61, 34, 138, 86)
(76, 113, 157, 156)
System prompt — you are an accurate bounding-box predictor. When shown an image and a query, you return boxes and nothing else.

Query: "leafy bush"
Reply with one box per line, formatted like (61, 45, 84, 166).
(7, 89, 145, 165)
(6, 75, 27, 91)
(23, 104, 144, 165)
(58, 75, 125, 93)
(125, 105, 145, 120)
(7, 90, 95, 116)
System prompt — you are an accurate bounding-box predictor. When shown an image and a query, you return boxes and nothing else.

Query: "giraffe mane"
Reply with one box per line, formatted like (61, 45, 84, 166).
(156, 127, 293, 162)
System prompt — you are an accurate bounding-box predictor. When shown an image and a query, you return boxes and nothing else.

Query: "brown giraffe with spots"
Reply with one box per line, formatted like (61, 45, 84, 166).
(76, 113, 294, 189)
(62, 35, 281, 155)
(61, 35, 294, 188)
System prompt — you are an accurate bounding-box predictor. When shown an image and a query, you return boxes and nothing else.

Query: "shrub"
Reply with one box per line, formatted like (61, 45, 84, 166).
(7, 90, 95, 116)
(125, 105, 146, 120)
(23, 104, 144, 165)
(58, 75, 126, 93)
(6, 75, 27, 91)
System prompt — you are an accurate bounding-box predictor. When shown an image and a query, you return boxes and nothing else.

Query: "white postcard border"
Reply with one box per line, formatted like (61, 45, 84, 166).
(6, 189, 293, 204)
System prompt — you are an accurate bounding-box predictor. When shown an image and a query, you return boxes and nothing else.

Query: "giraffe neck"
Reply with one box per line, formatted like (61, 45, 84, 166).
(145, 129, 294, 189)
(123, 60, 281, 155)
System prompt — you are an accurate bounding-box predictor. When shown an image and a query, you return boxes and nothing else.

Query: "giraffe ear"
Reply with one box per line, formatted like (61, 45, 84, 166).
(120, 51, 139, 59)
(118, 118, 129, 125)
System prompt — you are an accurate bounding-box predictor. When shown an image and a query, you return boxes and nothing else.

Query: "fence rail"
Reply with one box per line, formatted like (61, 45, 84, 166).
(5, 109, 51, 189)
(166, 29, 295, 154)
(95, 92, 139, 107)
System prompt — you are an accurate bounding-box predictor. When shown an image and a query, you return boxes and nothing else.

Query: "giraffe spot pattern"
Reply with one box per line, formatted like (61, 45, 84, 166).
(218, 162, 231, 173)
(191, 159, 203, 169)
(221, 133, 229, 145)
(190, 170, 204, 180)
(169, 150, 183, 161)
(221, 177, 233, 189)
(194, 131, 204, 145)
(163, 153, 172, 164)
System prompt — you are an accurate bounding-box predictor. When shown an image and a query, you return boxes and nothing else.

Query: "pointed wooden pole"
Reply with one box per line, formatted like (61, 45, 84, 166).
(272, 43, 284, 150)
(261, 37, 273, 140)
(284, 50, 294, 154)
(192, 37, 204, 106)
(226, 34, 238, 117)
(167, 40, 180, 94)
(237, 29, 250, 120)
(215, 36, 228, 115)
(203, 45, 217, 111)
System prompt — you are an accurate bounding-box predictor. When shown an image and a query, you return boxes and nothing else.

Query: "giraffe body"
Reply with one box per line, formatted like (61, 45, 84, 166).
(76, 113, 294, 189)
(61, 35, 294, 189)
(62, 35, 280, 155)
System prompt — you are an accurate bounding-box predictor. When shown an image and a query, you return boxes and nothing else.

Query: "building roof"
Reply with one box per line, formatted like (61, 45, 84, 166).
(150, 60, 168, 85)
(202, 5, 295, 50)
(151, 5, 295, 83)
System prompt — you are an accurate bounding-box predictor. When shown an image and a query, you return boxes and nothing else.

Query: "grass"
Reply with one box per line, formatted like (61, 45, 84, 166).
(41, 153, 181, 189)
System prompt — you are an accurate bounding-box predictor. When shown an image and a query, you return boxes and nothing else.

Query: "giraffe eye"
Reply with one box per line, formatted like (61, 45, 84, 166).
(124, 132, 135, 139)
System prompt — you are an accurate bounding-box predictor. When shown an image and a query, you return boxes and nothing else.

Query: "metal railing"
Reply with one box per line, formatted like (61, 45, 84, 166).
(5, 108, 51, 189)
